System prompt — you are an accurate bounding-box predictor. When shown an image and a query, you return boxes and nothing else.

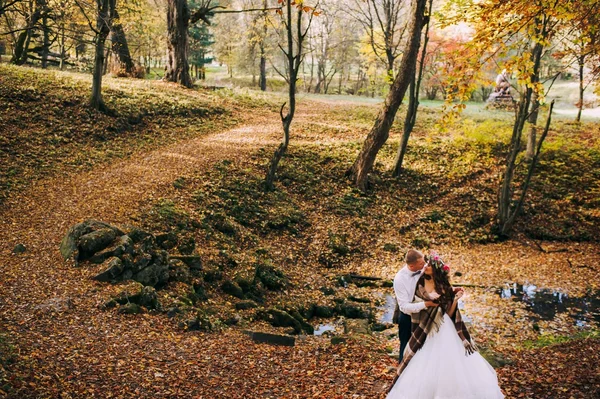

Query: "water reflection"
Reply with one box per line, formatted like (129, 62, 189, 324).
(314, 323, 337, 336)
(378, 294, 397, 324)
(498, 283, 600, 326)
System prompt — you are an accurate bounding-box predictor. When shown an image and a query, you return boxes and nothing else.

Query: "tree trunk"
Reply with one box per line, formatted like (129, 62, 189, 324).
(110, 7, 136, 76)
(11, 0, 44, 65)
(259, 0, 267, 91)
(392, 0, 432, 176)
(576, 56, 584, 122)
(348, 0, 428, 191)
(525, 41, 544, 159)
(41, 5, 49, 69)
(265, 1, 305, 191)
(90, 0, 114, 111)
(165, 0, 193, 88)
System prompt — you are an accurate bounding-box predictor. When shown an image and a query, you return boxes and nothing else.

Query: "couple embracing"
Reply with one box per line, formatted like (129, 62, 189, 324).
(387, 249, 505, 398)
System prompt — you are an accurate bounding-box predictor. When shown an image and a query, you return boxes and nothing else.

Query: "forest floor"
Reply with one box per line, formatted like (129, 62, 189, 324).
(1, 65, 599, 398)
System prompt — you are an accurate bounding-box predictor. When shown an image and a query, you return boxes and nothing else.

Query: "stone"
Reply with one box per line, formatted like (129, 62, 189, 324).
(78, 228, 117, 260)
(247, 331, 295, 347)
(127, 227, 154, 244)
(344, 318, 370, 335)
(338, 303, 369, 319)
(12, 243, 26, 254)
(222, 280, 245, 299)
(93, 257, 124, 282)
(89, 235, 134, 264)
(255, 264, 288, 291)
(168, 259, 191, 284)
(177, 236, 196, 255)
(133, 286, 160, 310)
(118, 303, 141, 314)
(235, 300, 258, 310)
(156, 232, 178, 250)
(131, 253, 152, 273)
(266, 309, 303, 334)
(313, 305, 335, 318)
(60, 220, 124, 261)
(331, 336, 347, 345)
(133, 260, 169, 287)
(169, 255, 202, 271)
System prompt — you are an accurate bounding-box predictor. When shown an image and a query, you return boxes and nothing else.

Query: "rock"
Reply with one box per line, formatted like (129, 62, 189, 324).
(156, 232, 178, 250)
(344, 319, 370, 335)
(289, 309, 314, 335)
(131, 253, 153, 273)
(266, 309, 303, 334)
(246, 331, 295, 347)
(60, 220, 124, 261)
(132, 258, 169, 287)
(89, 235, 133, 264)
(169, 255, 202, 271)
(235, 300, 258, 310)
(331, 336, 347, 345)
(78, 228, 117, 260)
(127, 227, 154, 244)
(313, 305, 335, 318)
(222, 280, 245, 299)
(203, 269, 223, 283)
(225, 314, 242, 326)
(168, 259, 191, 284)
(185, 315, 212, 331)
(177, 236, 196, 255)
(118, 303, 141, 314)
(133, 286, 160, 310)
(255, 264, 288, 291)
(338, 303, 369, 319)
(12, 243, 26, 254)
(371, 322, 390, 332)
(93, 257, 124, 282)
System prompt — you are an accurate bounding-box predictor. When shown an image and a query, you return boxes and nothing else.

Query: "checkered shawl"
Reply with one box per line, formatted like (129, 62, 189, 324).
(396, 280, 477, 377)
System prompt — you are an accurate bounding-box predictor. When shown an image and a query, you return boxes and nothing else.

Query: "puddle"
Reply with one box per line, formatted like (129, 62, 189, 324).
(314, 323, 336, 336)
(498, 283, 600, 325)
(378, 294, 397, 324)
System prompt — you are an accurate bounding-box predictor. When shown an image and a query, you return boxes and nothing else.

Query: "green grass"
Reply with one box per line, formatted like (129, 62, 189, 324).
(523, 329, 600, 349)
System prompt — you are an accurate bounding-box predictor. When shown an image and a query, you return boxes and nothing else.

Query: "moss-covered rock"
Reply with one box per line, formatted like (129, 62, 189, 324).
(255, 263, 288, 291)
(222, 280, 245, 299)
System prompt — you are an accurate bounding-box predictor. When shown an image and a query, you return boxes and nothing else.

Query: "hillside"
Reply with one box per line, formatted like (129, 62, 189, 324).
(0, 65, 599, 398)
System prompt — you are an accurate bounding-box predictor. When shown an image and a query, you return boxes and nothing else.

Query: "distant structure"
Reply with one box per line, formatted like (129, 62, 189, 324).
(487, 69, 515, 109)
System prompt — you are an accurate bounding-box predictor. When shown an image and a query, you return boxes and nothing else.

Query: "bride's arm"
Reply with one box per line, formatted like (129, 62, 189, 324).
(447, 288, 464, 317)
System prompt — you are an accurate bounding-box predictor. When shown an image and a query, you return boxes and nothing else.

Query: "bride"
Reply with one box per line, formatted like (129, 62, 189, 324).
(387, 254, 505, 399)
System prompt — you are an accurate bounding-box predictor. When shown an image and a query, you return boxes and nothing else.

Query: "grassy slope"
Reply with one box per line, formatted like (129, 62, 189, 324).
(0, 64, 280, 204)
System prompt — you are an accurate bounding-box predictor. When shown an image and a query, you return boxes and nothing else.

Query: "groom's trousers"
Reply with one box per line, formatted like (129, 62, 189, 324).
(398, 312, 411, 362)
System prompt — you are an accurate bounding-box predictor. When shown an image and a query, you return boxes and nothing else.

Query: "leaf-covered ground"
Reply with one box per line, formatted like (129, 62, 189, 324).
(1, 65, 599, 398)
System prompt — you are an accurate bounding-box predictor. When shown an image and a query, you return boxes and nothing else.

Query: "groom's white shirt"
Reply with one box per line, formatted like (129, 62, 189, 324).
(394, 265, 426, 314)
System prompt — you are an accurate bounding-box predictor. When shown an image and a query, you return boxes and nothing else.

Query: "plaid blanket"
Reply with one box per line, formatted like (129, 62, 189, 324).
(395, 281, 477, 377)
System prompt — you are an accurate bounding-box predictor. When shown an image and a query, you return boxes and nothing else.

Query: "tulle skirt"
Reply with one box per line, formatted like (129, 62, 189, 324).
(387, 314, 505, 399)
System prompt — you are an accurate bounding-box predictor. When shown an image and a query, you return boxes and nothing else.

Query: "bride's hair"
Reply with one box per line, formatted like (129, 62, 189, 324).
(425, 259, 454, 309)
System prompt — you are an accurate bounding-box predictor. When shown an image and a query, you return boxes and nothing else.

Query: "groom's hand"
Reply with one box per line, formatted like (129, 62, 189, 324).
(424, 301, 439, 308)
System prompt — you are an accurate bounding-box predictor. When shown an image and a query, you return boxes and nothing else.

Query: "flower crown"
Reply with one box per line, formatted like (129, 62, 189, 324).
(425, 251, 450, 273)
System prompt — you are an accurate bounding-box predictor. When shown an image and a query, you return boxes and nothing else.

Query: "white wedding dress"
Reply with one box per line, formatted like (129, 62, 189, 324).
(387, 313, 505, 399)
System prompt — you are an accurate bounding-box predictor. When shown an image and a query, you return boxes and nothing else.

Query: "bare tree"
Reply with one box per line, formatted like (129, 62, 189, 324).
(347, 0, 406, 81)
(264, 1, 316, 190)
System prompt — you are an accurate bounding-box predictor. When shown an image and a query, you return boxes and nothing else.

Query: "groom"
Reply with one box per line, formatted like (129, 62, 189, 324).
(393, 249, 438, 361)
